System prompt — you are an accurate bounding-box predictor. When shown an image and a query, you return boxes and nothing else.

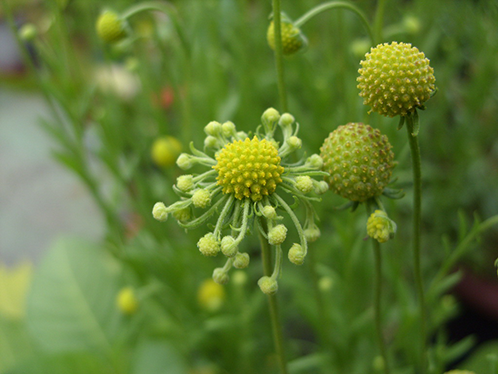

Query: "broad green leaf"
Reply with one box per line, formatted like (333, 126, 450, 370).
(26, 236, 124, 355)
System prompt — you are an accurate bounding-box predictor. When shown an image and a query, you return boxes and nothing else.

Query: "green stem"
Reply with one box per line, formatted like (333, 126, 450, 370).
(258, 219, 288, 374)
(294, 1, 375, 46)
(373, 0, 388, 43)
(406, 116, 427, 374)
(271, 0, 288, 112)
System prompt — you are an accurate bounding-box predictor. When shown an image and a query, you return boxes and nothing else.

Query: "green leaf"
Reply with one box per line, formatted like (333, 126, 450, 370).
(26, 236, 124, 355)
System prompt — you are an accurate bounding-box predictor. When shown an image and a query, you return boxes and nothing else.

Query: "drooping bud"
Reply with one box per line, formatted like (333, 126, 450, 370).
(258, 276, 278, 295)
(197, 233, 220, 257)
(288, 243, 305, 265)
(152, 202, 168, 222)
(233, 252, 250, 269)
(221, 235, 238, 257)
(192, 189, 211, 208)
(268, 224, 287, 245)
(366, 210, 397, 243)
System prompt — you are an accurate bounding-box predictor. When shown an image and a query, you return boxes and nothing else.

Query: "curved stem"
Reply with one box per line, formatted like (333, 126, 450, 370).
(258, 219, 288, 374)
(406, 116, 427, 374)
(373, 0, 388, 44)
(271, 0, 288, 112)
(294, 1, 375, 46)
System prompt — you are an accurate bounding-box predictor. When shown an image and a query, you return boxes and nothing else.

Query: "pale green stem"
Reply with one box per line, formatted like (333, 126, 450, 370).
(406, 116, 427, 374)
(271, 0, 288, 112)
(373, 0, 388, 44)
(259, 218, 288, 374)
(294, 1, 375, 46)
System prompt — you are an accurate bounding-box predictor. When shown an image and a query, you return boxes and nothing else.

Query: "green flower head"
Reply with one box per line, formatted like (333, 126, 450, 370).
(153, 108, 328, 293)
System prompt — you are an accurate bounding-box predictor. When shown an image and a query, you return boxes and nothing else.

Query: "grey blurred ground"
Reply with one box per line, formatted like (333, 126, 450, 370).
(0, 88, 103, 264)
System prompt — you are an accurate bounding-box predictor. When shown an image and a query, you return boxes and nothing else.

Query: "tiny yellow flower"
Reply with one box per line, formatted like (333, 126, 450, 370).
(116, 287, 138, 315)
(197, 279, 226, 312)
(151, 136, 183, 168)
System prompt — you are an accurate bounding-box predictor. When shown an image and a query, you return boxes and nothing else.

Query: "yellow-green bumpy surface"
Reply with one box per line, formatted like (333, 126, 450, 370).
(267, 21, 305, 55)
(357, 42, 435, 117)
(214, 137, 284, 201)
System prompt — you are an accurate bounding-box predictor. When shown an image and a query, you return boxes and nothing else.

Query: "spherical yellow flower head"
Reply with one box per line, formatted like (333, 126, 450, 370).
(214, 136, 284, 202)
(96, 11, 127, 44)
(320, 123, 395, 202)
(357, 42, 435, 117)
(116, 287, 138, 315)
(267, 20, 307, 55)
(151, 136, 182, 168)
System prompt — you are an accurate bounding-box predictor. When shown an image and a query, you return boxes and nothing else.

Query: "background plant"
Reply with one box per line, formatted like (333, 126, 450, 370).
(1, 0, 498, 373)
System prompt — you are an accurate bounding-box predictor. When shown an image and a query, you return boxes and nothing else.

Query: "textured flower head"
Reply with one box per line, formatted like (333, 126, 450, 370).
(267, 17, 308, 56)
(153, 109, 328, 293)
(357, 41, 435, 117)
(96, 10, 128, 44)
(367, 210, 397, 243)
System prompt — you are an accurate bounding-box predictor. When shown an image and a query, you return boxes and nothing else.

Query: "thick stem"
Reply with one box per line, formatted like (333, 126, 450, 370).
(294, 1, 375, 46)
(406, 117, 427, 374)
(258, 220, 288, 374)
(373, 0, 388, 44)
(271, 0, 288, 112)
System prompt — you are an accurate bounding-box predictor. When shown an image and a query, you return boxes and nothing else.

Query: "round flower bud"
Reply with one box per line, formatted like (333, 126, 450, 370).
(116, 287, 138, 315)
(357, 41, 436, 117)
(286, 136, 302, 150)
(152, 202, 168, 222)
(19, 24, 37, 41)
(268, 224, 287, 245)
(204, 121, 222, 136)
(295, 176, 314, 194)
(214, 136, 284, 201)
(258, 276, 278, 295)
(173, 207, 191, 222)
(288, 243, 305, 265)
(262, 107, 280, 125)
(222, 121, 236, 137)
(232, 270, 248, 285)
(262, 205, 277, 220)
(197, 233, 220, 257)
(367, 210, 397, 243)
(197, 279, 225, 312)
(212, 268, 229, 285)
(233, 252, 250, 269)
(305, 154, 324, 170)
(320, 123, 395, 202)
(176, 175, 194, 192)
(204, 135, 219, 149)
(304, 226, 321, 242)
(267, 20, 307, 55)
(192, 189, 211, 208)
(151, 136, 182, 168)
(313, 181, 329, 195)
(96, 10, 127, 44)
(279, 113, 295, 127)
(318, 276, 334, 292)
(176, 153, 194, 170)
(221, 235, 238, 257)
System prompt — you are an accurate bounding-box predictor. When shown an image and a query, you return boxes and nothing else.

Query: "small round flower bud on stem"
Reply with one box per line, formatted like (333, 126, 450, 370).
(96, 10, 127, 44)
(313, 180, 329, 195)
(258, 276, 278, 295)
(212, 268, 229, 285)
(204, 135, 219, 149)
(221, 235, 238, 257)
(305, 154, 324, 170)
(279, 113, 295, 127)
(288, 243, 305, 265)
(304, 226, 321, 242)
(295, 176, 313, 194)
(268, 224, 287, 245)
(367, 210, 397, 243)
(176, 153, 194, 170)
(222, 121, 236, 137)
(262, 108, 280, 125)
(176, 175, 194, 192)
(286, 136, 302, 150)
(19, 24, 37, 41)
(233, 252, 250, 269)
(116, 287, 138, 315)
(192, 189, 211, 208)
(204, 121, 222, 136)
(197, 233, 220, 256)
(262, 205, 277, 220)
(152, 202, 168, 222)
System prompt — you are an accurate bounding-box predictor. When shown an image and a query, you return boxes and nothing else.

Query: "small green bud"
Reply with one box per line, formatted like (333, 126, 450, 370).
(232, 270, 248, 285)
(204, 135, 219, 148)
(212, 267, 229, 285)
(204, 121, 222, 136)
(305, 154, 324, 170)
(262, 107, 280, 125)
(279, 113, 295, 127)
(304, 225, 321, 242)
(288, 243, 305, 265)
(176, 153, 193, 170)
(262, 205, 277, 220)
(258, 276, 278, 295)
(295, 175, 313, 194)
(173, 207, 191, 222)
(152, 202, 168, 222)
(96, 10, 127, 44)
(197, 233, 220, 257)
(221, 235, 238, 257)
(19, 24, 37, 41)
(192, 189, 211, 208)
(286, 136, 302, 150)
(318, 276, 334, 292)
(176, 175, 194, 192)
(233, 252, 250, 269)
(222, 121, 236, 137)
(267, 20, 307, 55)
(313, 180, 329, 195)
(367, 210, 397, 243)
(268, 224, 287, 245)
